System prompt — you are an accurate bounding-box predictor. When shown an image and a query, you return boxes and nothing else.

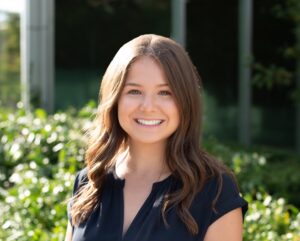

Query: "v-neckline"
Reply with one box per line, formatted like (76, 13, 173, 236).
(112, 173, 173, 241)
(121, 183, 155, 240)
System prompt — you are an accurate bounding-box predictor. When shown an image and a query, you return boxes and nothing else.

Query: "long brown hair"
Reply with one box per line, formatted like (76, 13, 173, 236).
(71, 34, 230, 235)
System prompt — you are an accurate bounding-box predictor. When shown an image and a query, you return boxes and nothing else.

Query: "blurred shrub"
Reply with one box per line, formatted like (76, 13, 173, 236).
(0, 101, 96, 240)
(0, 102, 299, 240)
(244, 192, 300, 241)
(204, 137, 300, 207)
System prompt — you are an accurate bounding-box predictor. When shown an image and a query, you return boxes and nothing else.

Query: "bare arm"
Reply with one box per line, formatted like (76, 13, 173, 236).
(204, 208, 243, 241)
(64, 221, 73, 241)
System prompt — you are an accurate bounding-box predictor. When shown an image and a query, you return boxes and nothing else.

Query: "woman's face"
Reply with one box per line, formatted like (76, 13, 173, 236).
(117, 56, 180, 146)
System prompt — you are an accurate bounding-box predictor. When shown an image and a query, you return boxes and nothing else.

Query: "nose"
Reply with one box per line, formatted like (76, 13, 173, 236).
(140, 94, 156, 112)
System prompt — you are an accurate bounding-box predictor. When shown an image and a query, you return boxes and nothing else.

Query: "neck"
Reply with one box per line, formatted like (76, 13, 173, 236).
(115, 140, 170, 182)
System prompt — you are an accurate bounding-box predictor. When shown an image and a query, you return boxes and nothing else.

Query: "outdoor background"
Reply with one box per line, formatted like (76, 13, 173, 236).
(0, 0, 300, 240)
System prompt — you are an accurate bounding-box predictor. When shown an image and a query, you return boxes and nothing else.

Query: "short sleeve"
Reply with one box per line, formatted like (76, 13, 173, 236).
(209, 174, 248, 225)
(67, 168, 88, 226)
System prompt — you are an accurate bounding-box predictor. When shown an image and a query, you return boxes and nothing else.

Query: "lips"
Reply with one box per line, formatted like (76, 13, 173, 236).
(135, 119, 164, 126)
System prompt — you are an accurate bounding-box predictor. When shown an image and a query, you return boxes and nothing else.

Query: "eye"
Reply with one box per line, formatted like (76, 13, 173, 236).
(128, 89, 141, 95)
(159, 90, 172, 96)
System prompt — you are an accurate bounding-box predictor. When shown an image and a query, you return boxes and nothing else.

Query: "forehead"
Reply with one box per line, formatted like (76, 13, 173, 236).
(125, 56, 168, 85)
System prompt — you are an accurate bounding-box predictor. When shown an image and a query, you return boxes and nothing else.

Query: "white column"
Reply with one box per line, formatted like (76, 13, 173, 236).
(171, 0, 186, 48)
(20, 0, 30, 112)
(20, 0, 55, 113)
(238, 0, 253, 145)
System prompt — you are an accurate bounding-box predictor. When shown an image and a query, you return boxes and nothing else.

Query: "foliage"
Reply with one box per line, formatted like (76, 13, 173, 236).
(204, 137, 300, 207)
(0, 103, 299, 240)
(244, 193, 300, 241)
(0, 102, 96, 240)
(0, 13, 21, 108)
(252, 63, 293, 90)
(205, 138, 300, 240)
(252, 0, 300, 103)
(0, 13, 20, 73)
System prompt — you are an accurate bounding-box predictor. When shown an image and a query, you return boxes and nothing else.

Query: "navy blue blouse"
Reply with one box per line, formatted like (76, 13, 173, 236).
(68, 168, 248, 241)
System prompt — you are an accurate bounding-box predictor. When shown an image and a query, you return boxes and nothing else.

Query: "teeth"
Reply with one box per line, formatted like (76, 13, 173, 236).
(136, 119, 163, 126)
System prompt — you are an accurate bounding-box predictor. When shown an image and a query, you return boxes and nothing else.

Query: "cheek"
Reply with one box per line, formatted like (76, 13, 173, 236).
(169, 99, 179, 113)
(117, 98, 124, 124)
(173, 110, 180, 128)
(167, 102, 180, 127)
(117, 106, 127, 133)
(117, 96, 134, 124)
(118, 97, 133, 113)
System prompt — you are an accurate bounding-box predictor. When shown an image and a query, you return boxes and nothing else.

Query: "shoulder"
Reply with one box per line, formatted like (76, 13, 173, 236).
(72, 168, 88, 195)
(192, 172, 248, 225)
(201, 174, 246, 240)
(194, 173, 238, 199)
(206, 173, 248, 224)
(68, 168, 88, 226)
(208, 173, 240, 200)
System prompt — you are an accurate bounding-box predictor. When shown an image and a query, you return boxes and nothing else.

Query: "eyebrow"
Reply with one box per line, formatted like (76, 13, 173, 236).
(125, 82, 169, 87)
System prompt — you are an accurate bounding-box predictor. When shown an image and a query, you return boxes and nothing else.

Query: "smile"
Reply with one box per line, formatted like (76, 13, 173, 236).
(135, 119, 164, 126)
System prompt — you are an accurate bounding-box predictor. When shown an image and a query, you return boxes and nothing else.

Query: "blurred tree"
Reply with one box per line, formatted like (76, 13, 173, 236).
(252, 0, 300, 103)
(0, 13, 20, 108)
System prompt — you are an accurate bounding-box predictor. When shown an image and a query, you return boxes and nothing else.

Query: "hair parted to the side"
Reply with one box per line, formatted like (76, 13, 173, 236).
(71, 34, 230, 235)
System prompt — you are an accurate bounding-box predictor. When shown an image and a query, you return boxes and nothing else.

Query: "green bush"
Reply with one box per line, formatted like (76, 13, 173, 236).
(244, 193, 300, 241)
(0, 102, 299, 240)
(204, 137, 300, 207)
(0, 102, 96, 240)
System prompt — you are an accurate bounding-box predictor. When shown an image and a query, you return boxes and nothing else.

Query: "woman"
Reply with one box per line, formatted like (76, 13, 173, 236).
(65, 34, 248, 241)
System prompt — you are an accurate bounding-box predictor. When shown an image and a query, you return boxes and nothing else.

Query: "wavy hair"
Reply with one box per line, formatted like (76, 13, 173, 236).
(71, 34, 230, 235)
